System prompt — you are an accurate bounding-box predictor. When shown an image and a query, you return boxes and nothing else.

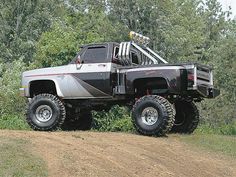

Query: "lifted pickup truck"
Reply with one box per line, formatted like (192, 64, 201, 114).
(20, 31, 220, 136)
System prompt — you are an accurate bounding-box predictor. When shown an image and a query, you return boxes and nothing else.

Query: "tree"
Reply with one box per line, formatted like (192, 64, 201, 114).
(0, 0, 63, 63)
(108, 0, 205, 62)
(34, 6, 127, 67)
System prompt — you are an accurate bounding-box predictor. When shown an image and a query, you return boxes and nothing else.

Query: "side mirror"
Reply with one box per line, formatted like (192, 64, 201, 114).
(76, 55, 84, 64)
(76, 55, 83, 69)
(76, 55, 81, 64)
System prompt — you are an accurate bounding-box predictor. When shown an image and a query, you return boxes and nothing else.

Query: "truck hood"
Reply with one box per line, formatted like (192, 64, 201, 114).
(22, 65, 70, 77)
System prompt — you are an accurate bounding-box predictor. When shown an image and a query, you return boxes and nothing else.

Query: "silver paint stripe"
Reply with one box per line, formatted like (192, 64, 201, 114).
(73, 63, 112, 73)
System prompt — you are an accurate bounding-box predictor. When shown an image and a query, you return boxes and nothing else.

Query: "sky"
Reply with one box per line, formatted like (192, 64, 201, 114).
(218, 0, 236, 18)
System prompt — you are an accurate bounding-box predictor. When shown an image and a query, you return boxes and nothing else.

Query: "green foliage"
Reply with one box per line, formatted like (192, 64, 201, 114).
(34, 10, 128, 67)
(0, 114, 30, 130)
(92, 106, 134, 132)
(108, 0, 206, 62)
(0, 60, 29, 130)
(34, 22, 78, 67)
(0, 60, 26, 115)
(197, 21, 236, 126)
(109, 118, 134, 132)
(0, 0, 63, 63)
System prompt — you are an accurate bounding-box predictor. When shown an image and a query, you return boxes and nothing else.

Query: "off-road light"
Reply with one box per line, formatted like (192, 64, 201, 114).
(129, 31, 150, 45)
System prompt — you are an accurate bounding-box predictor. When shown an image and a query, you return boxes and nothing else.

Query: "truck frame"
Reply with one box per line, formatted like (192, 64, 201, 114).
(20, 31, 220, 136)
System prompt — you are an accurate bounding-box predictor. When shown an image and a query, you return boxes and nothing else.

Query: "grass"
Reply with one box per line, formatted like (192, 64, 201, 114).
(180, 133, 236, 158)
(195, 123, 236, 135)
(0, 137, 47, 177)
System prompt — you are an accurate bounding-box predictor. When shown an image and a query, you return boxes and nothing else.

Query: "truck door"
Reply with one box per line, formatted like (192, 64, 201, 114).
(70, 44, 112, 98)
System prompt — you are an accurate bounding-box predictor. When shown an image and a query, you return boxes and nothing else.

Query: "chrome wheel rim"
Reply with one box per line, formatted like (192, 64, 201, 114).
(35, 105, 53, 122)
(141, 107, 158, 126)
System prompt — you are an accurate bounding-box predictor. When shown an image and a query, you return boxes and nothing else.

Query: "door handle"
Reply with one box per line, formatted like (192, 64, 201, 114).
(98, 64, 106, 67)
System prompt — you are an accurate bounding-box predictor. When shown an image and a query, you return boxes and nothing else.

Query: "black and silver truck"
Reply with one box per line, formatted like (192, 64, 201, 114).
(20, 31, 220, 136)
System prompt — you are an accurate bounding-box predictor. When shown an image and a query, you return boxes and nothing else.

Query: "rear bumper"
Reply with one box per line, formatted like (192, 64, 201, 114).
(196, 85, 220, 98)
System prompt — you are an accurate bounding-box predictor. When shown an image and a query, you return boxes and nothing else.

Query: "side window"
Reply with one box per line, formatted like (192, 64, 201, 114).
(113, 46, 119, 59)
(112, 46, 122, 65)
(83, 46, 107, 63)
(131, 52, 139, 65)
(112, 46, 130, 66)
(112, 47, 140, 66)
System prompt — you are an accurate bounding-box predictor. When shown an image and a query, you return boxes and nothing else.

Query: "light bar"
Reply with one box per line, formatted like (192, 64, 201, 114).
(129, 31, 150, 46)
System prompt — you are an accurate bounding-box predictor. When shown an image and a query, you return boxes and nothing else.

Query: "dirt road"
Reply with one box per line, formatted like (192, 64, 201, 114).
(0, 130, 235, 177)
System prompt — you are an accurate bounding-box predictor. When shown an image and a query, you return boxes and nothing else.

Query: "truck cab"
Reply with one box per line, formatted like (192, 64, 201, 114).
(68, 42, 144, 98)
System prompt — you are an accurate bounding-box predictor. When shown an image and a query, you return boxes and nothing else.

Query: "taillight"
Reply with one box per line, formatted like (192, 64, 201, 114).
(187, 70, 194, 87)
(188, 74, 194, 81)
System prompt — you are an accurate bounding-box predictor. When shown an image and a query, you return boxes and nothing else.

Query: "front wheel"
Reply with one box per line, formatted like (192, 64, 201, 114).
(132, 95, 175, 136)
(26, 93, 66, 131)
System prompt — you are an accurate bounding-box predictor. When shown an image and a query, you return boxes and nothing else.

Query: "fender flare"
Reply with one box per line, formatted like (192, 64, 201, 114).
(28, 79, 64, 97)
(131, 77, 170, 94)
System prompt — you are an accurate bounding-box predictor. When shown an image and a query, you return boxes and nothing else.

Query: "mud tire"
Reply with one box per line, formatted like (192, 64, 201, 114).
(132, 95, 175, 136)
(171, 100, 199, 134)
(26, 93, 66, 131)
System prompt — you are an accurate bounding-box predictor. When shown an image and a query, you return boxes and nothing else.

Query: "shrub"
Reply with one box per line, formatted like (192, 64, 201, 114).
(92, 105, 134, 132)
(0, 60, 29, 130)
(0, 114, 30, 130)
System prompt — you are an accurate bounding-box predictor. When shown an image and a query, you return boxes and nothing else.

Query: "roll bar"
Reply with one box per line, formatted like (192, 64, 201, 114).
(118, 31, 168, 65)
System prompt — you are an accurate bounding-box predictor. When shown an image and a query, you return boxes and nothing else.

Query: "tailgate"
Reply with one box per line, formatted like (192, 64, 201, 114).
(186, 64, 220, 98)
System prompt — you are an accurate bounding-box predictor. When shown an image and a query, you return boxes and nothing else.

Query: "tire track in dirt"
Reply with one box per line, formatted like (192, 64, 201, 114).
(0, 130, 235, 177)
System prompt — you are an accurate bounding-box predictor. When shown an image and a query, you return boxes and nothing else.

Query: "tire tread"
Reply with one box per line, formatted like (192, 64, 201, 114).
(171, 99, 199, 134)
(132, 95, 175, 136)
(26, 93, 66, 131)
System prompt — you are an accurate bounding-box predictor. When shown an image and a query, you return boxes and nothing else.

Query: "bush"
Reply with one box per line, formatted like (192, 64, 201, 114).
(0, 114, 29, 130)
(0, 60, 29, 130)
(110, 118, 134, 132)
(92, 105, 134, 132)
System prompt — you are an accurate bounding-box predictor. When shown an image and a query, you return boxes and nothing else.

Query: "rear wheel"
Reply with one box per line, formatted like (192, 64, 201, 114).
(171, 100, 199, 134)
(62, 108, 92, 131)
(26, 93, 66, 131)
(132, 95, 175, 136)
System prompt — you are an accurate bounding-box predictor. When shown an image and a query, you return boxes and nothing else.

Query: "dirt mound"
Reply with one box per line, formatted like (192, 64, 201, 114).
(0, 130, 235, 177)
